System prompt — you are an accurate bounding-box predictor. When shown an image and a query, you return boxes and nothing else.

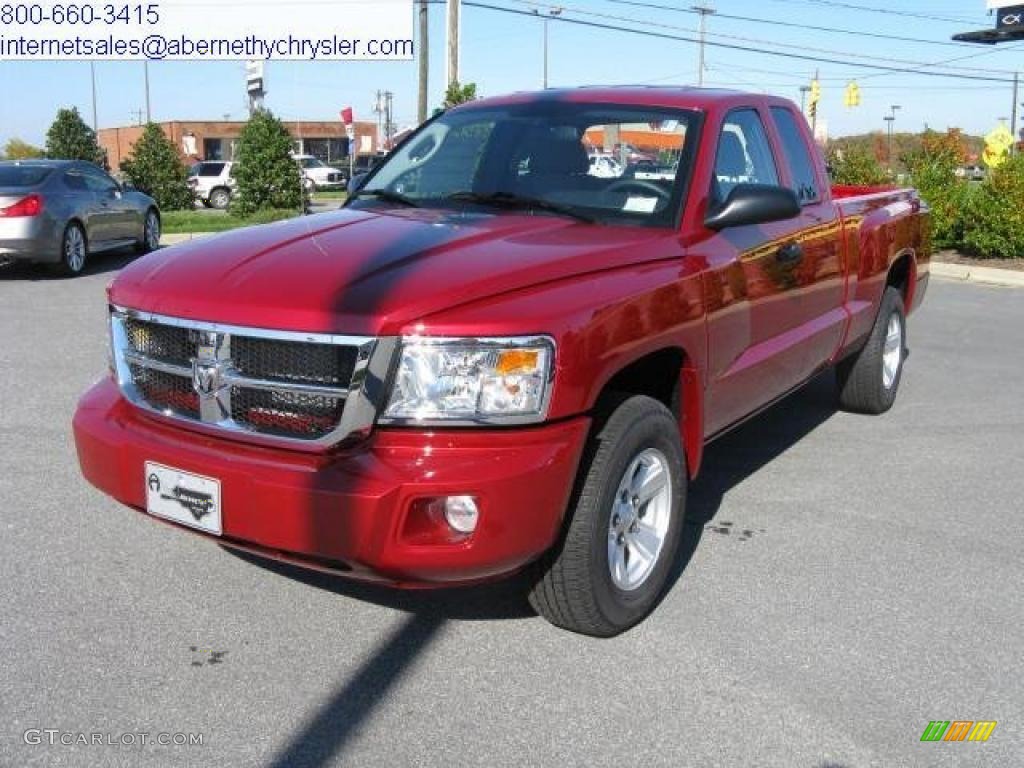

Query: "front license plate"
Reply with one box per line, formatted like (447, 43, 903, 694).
(144, 462, 222, 536)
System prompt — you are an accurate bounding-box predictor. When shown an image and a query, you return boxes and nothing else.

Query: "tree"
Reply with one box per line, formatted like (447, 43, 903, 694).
(443, 81, 478, 109)
(3, 138, 45, 160)
(44, 107, 105, 165)
(230, 109, 302, 215)
(119, 123, 194, 210)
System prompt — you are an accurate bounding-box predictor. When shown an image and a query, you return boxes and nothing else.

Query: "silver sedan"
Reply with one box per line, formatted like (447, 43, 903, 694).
(0, 160, 161, 276)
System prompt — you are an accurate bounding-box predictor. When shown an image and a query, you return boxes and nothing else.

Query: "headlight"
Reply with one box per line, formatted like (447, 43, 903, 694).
(381, 336, 554, 424)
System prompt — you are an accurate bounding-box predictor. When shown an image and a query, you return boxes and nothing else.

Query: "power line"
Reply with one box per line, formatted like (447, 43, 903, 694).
(596, 0, 982, 48)
(502, 0, 1016, 75)
(463, 2, 1017, 83)
(755, 0, 979, 26)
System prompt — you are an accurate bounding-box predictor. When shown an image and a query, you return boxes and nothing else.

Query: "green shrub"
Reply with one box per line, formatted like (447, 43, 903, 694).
(120, 123, 195, 210)
(44, 107, 105, 166)
(961, 153, 1024, 259)
(231, 109, 303, 215)
(827, 144, 887, 186)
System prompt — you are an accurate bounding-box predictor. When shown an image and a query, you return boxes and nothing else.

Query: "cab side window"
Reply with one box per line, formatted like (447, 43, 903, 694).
(771, 107, 821, 204)
(714, 109, 779, 200)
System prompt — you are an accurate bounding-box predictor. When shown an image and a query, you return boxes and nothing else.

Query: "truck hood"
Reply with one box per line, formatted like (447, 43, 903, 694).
(111, 206, 677, 335)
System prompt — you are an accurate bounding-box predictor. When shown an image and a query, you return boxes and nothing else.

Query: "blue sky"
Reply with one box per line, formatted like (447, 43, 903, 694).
(1, 0, 1022, 146)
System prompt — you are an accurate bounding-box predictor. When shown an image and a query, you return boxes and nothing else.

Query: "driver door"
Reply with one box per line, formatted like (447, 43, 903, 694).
(702, 107, 819, 435)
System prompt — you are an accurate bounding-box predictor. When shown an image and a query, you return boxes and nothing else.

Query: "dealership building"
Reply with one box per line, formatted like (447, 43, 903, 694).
(97, 119, 380, 173)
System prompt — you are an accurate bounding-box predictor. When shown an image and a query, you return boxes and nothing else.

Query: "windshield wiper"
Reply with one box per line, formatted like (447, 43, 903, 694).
(445, 191, 597, 224)
(349, 189, 420, 208)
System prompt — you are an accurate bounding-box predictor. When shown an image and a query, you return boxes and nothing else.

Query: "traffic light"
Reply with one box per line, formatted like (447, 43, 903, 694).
(844, 81, 861, 108)
(809, 78, 821, 108)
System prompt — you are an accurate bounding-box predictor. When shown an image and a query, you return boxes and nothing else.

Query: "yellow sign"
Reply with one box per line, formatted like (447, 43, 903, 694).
(983, 122, 1014, 168)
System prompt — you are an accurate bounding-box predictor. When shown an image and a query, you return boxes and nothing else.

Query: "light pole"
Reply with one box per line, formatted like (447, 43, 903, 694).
(143, 61, 151, 123)
(534, 7, 563, 89)
(90, 62, 98, 132)
(884, 104, 901, 172)
(692, 5, 715, 87)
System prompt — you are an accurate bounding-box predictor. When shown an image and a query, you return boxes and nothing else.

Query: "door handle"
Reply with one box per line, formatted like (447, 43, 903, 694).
(776, 241, 804, 264)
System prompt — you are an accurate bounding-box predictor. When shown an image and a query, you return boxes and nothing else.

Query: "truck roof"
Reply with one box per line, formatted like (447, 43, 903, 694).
(455, 86, 796, 113)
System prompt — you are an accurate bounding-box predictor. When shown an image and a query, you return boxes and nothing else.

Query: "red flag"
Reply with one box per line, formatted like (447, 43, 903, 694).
(340, 107, 354, 125)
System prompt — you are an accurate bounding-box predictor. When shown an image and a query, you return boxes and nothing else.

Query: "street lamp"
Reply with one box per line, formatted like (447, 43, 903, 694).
(799, 85, 811, 116)
(534, 6, 563, 89)
(884, 104, 901, 172)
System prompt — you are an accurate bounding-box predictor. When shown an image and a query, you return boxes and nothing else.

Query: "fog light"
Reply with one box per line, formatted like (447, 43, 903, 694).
(443, 495, 479, 534)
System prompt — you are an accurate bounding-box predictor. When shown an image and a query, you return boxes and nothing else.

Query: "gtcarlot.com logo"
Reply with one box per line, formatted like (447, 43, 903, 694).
(920, 720, 997, 742)
(23, 729, 204, 747)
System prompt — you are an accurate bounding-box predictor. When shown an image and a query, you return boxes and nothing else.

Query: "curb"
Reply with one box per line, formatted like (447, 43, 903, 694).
(930, 262, 1024, 288)
(160, 232, 215, 247)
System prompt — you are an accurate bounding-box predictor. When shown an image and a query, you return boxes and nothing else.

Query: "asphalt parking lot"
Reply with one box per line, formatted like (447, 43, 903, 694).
(1, 256, 1021, 768)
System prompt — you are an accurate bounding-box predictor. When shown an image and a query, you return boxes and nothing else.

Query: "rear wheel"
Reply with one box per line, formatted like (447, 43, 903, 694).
(529, 395, 686, 637)
(209, 188, 231, 210)
(57, 222, 87, 276)
(836, 286, 907, 414)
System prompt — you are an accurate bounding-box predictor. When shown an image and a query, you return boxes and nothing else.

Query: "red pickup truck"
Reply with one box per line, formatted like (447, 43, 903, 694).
(74, 88, 929, 636)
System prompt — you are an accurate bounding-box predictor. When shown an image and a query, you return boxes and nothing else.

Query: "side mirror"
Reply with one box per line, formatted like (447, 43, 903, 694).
(348, 172, 368, 193)
(704, 184, 800, 231)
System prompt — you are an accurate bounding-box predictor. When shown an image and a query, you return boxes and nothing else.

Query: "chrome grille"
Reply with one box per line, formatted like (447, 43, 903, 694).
(111, 307, 394, 448)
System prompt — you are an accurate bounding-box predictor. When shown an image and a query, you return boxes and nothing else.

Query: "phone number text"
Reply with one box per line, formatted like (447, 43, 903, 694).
(1, 4, 159, 26)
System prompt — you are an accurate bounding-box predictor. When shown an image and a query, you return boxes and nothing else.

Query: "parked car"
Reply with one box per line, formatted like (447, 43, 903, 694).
(0, 160, 160, 275)
(74, 88, 930, 636)
(188, 161, 236, 209)
(292, 154, 347, 191)
(351, 154, 384, 176)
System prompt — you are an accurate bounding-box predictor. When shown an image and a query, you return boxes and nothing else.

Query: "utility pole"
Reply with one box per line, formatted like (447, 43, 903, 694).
(384, 90, 395, 150)
(446, 0, 461, 88)
(90, 62, 98, 132)
(373, 90, 384, 151)
(692, 5, 715, 87)
(1012, 71, 1020, 155)
(418, 0, 429, 123)
(143, 61, 151, 123)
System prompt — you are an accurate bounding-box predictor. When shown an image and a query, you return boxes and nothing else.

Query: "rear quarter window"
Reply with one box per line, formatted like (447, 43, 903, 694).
(771, 107, 821, 204)
(0, 166, 52, 187)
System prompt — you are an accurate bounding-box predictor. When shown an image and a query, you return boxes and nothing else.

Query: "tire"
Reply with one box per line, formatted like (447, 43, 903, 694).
(136, 208, 161, 254)
(56, 222, 88, 276)
(836, 286, 907, 414)
(209, 188, 231, 210)
(529, 395, 686, 637)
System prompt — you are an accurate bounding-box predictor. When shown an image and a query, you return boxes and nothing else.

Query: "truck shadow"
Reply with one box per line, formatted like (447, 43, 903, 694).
(225, 547, 536, 621)
(665, 370, 839, 592)
(232, 369, 839, 625)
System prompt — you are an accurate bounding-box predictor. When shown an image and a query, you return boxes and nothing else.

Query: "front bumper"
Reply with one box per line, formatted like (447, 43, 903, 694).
(73, 379, 589, 586)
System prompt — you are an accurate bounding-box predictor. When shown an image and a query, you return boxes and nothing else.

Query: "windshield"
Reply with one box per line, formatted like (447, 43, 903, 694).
(299, 157, 325, 168)
(0, 165, 52, 187)
(354, 102, 699, 227)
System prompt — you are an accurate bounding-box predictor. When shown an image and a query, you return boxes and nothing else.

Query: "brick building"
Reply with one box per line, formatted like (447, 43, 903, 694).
(98, 119, 380, 173)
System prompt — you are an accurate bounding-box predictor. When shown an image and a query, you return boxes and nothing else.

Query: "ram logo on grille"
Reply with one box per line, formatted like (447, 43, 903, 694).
(192, 358, 227, 398)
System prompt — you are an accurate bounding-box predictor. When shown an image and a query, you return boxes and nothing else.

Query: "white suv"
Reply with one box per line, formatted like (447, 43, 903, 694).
(293, 155, 348, 191)
(188, 161, 236, 209)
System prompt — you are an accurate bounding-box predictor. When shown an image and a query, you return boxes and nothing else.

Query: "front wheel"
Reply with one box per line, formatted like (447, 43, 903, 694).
(836, 286, 907, 414)
(209, 188, 231, 210)
(529, 395, 686, 637)
(137, 209, 160, 253)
